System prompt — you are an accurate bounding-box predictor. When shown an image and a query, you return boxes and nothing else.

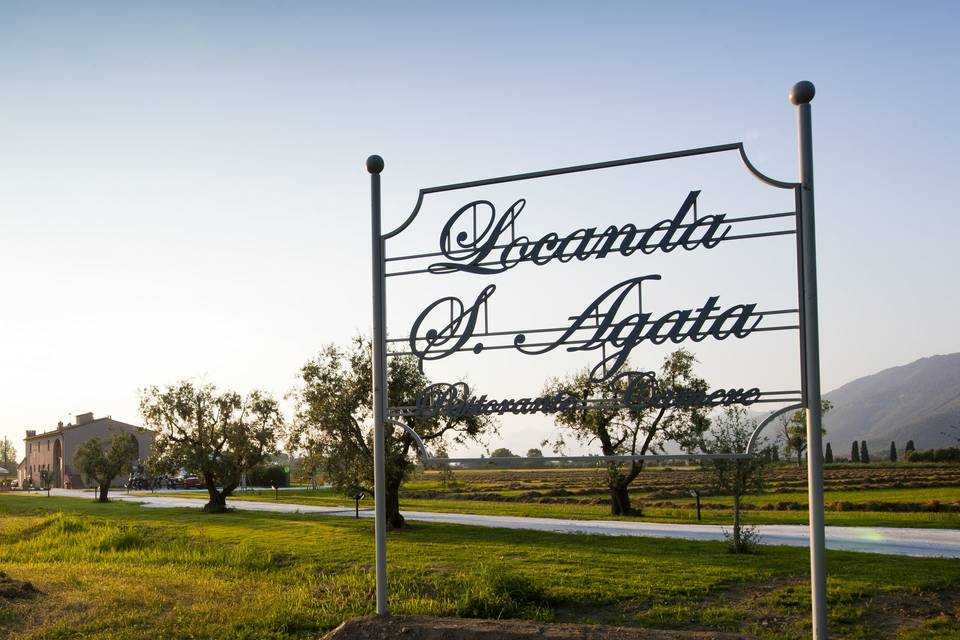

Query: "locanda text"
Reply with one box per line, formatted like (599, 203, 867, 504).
(428, 191, 731, 275)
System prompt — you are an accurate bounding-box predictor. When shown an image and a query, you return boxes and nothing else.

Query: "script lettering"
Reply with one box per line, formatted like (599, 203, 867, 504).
(513, 276, 764, 381)
(412, 376, 763, 420)
(409, 285, 495, 362)
(428, 191, 732, 275)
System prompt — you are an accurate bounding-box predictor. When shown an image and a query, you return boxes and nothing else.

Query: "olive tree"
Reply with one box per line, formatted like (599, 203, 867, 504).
(74, 431, 139, 502)
(542, 349, 709, 516)
(702, 407, 771, 553)
(288, 337, 495, 529)
(140, 381, 282, 512)
(779, 400, 832, 466)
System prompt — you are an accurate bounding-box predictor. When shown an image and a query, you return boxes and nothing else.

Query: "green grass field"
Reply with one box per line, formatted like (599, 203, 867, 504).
(2, 495, 958, 639)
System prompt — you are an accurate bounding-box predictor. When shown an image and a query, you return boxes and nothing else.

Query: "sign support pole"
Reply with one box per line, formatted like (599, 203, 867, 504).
(367, 154, 389, 616)
(791, 81, 827, 639)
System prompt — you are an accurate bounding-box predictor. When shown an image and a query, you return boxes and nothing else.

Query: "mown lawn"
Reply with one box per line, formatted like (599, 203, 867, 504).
(1, 495, 959, 639)
(146, 485, 960, 529)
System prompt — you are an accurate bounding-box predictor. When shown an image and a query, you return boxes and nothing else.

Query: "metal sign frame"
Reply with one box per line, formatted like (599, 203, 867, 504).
(367, 81, 825, 637)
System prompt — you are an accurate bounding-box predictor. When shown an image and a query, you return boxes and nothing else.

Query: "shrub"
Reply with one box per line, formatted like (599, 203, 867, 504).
(906, 447, 960, 463)
(248, 464, 289, 488)
(722, 524, 761, 553)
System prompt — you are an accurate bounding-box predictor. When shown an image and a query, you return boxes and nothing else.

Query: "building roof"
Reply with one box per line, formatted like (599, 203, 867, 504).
(24, 416, 150, 441)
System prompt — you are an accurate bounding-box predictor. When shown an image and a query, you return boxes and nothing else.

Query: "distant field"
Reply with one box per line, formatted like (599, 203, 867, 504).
(408, 462, 960, 496)
(2, 495, 959, 639)
(139, 463, 960, 529)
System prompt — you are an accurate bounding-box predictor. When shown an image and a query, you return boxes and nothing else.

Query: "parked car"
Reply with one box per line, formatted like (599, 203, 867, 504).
(177, 476, 205, 489)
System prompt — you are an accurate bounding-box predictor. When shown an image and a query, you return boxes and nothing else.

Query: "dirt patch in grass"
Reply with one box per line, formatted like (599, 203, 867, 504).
(709, 576, 803, 605)
(860, 589, 960, 636)
(699, 576, 806, 632)
(321, 615, 752, 639)
(0, 571, 40, 601)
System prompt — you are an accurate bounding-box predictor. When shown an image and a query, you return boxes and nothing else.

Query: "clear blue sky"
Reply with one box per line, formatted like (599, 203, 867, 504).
(2, 2, 958, 459)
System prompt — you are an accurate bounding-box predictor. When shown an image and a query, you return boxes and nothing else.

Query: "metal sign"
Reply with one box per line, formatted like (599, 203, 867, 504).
(367, 81, 826, 637)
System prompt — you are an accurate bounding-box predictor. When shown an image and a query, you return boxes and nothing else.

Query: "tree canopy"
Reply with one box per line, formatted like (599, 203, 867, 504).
(288, 337, 495, 528)
(779, 400, 832, 466)
(1, 437, 16, 469)
(74, 431, 139, 502)
(140, 381, 282, 512)
(543, 349, 709, 515)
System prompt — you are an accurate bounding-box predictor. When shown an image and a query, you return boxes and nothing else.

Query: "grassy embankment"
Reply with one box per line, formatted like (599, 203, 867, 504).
(1, 495, 959, 639)
(149, 486, 960, 528)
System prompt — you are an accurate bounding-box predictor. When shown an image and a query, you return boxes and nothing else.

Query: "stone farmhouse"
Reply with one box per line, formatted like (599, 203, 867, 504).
(18, 412, 154, 489)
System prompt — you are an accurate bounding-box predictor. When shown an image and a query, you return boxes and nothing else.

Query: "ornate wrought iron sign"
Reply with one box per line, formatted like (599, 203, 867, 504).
(382, 145, 806, 419)
(411, 374, 762, 421)
(366, 81, 827, 633)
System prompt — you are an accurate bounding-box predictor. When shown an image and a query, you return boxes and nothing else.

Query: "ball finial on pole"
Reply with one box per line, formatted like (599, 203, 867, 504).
(366, 155, 385, 174)
(789, 81, 816, 105)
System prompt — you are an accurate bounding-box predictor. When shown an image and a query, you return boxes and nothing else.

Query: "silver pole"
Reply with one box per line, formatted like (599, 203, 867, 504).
(367, 154, 389, 615)
(791, 81, 827, 639)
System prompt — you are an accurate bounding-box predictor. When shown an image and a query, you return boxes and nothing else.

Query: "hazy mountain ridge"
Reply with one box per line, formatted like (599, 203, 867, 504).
(822, 353, 960, 451)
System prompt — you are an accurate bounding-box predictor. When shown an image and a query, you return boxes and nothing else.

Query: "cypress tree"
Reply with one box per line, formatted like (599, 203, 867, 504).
(906, 440, 916, 454)
(860, 440, 870, 463)
(851, 441, 860, 463)
(825, 442, 834, 463)
(889, 441, 897, 462)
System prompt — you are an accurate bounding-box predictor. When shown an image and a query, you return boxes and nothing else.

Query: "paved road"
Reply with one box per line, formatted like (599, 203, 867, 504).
(47, 489, 960, 558)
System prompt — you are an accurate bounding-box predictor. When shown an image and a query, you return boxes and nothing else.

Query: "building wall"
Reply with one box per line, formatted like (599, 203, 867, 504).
(62, 420, 154, 481)
(23, 416, 155, 489)
(22, 434, 60, 488)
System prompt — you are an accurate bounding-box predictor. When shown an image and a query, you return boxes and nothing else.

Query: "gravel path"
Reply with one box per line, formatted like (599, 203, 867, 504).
(48, 489, 960, 558)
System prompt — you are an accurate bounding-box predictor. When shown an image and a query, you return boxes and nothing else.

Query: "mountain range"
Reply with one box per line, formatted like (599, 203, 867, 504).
(821, 353, 960, 452)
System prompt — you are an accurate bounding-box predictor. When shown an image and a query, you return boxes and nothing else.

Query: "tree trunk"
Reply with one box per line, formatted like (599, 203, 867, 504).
(797, 448, 803, 468)
(203, 488, 228, 513)
(609, 483, 635, 516)
(97, 483, 109, 502)
(385, 474, 405, 529)
(732, 491, 742, 552)
(221, 481, 239, 502)
(202, 473, 229, 513)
